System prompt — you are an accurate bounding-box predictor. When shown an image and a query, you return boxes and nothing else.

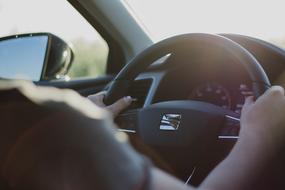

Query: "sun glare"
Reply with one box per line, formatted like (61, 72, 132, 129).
(125, 0, 285, 43)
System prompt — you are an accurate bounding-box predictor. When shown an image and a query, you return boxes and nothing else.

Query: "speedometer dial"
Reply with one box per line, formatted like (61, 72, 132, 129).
(190, 82, 232, 109)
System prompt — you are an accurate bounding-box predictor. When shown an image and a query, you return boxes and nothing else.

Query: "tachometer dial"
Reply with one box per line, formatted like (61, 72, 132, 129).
(190, 82, 231, 109)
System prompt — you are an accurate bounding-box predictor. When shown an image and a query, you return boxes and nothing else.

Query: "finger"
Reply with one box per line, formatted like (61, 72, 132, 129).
(241, 96, 254, 113)
(264, 85, 284, 97)
(255, 86, 284, 105)
(87, 91, 106, 107)
(244, 96, 254, 105)
(107, 96, 133, 117)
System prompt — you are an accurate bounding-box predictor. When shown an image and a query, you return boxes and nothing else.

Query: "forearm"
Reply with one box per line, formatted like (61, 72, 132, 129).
(199, 131, 275, 190)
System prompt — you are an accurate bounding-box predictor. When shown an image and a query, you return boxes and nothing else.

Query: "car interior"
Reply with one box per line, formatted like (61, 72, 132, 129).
(1, 0, 285, 189)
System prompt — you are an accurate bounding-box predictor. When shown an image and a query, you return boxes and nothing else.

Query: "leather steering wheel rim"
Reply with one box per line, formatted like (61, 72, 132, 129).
(104, 33, 271, 105)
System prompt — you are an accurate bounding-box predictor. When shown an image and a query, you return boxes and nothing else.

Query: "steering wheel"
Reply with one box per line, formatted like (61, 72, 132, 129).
(104, 33, 271, 180)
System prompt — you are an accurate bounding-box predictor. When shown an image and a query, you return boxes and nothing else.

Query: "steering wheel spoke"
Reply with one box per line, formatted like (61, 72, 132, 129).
(115, 109, 140, 134)
(218, 114, 240, 140)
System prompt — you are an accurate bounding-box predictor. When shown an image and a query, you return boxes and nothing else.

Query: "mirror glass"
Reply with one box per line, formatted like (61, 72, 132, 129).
(0, 36, 48, 81)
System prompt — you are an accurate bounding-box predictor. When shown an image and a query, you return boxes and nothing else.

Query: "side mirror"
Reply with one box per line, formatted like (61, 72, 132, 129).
(0, 33, 73, 81)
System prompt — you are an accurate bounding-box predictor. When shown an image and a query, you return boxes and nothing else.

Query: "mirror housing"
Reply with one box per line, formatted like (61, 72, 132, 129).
(0, 33, 73, 81)
(43, 33, 73, 80)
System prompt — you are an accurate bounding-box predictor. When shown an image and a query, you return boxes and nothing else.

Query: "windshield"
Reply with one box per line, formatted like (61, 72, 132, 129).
(125, 0, 285, 47)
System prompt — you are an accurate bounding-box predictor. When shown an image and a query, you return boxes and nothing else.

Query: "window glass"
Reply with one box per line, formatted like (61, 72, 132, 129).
(0, 0, 108, 79)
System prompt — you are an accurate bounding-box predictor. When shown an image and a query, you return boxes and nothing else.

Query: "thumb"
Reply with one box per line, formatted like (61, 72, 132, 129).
(107, 96, 133, 117)
(241, 96, 254, 114)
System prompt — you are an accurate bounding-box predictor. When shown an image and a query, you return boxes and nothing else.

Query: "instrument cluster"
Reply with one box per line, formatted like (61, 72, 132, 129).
(190, 82, 253, 114)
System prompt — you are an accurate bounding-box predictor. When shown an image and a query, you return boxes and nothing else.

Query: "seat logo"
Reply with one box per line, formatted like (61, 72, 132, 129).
(159, 114, 182, 131)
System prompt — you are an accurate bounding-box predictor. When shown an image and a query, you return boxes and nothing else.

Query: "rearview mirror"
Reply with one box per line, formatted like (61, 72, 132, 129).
(0, 33, 73, 81)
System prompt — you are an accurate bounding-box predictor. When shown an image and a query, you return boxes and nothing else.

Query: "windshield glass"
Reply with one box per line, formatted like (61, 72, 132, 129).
(125, 0, 285, 47)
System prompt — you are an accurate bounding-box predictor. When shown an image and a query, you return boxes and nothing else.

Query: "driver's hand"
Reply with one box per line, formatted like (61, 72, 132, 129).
(87, 91, 134, 117)
(240, 86, 285, 151)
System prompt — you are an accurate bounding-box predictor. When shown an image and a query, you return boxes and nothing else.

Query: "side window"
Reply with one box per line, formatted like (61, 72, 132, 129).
(0, 0, 108, 80)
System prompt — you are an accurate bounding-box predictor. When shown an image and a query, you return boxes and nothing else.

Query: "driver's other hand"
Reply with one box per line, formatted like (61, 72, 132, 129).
(240, 85, 285, 150)
(87, 91, 134, 117)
